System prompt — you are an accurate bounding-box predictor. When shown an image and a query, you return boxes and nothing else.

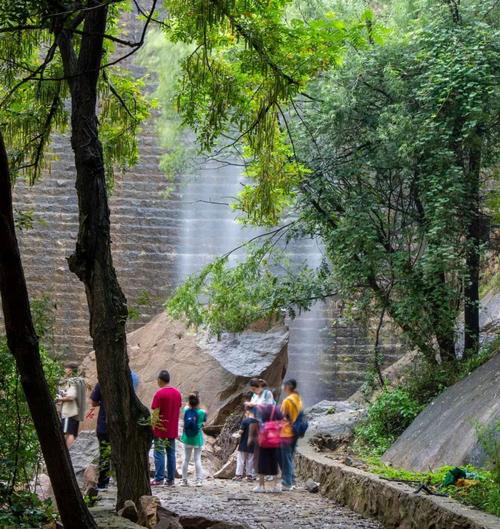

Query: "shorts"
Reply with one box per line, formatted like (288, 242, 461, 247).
(62, 416, 80, 437)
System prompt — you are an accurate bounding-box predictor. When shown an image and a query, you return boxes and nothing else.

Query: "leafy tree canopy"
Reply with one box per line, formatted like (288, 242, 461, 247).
(0, 0, 149, 186)
(161, 0, 377, 224)
(167, 0, 499, 362)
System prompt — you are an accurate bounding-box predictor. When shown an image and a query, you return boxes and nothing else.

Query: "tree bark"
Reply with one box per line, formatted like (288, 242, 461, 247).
(463, 134, 482, 358)
(57, 5, 152, 509)
(0, 131, 98, 529)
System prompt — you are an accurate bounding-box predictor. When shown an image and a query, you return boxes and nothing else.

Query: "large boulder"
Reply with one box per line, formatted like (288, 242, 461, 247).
(69, 430, 99, 485)
(81, 312, 288, 427)
(382, 353, 500, 471)
(306, 400, 366, 451)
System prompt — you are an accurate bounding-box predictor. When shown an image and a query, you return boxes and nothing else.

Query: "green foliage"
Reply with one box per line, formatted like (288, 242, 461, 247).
(365, 458, 500, 517)
(30, 295, 57, 353)
(0, 3, 149, 187)
(403, 338, 499, 405)
(137, 31, 197, 184)
(167, 240, 336, 335)
(355, 340, 498, 456)
(354, 388, 423, 455)
(0, 295, 61, 524)
(0, 486, 58, 529)
(0, 339, 62, 488)
(164, 0, 499, 364)
(99, 68, 151, 190)
(128, 289, 157, 322)
(162, 0, 375, 224)
(476, 419, 500, 486)
(291, 0, 500, 361)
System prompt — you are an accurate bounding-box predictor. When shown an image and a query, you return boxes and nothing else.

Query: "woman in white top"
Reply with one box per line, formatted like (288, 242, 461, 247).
(56, 362, 86, 448)
(249, 378, 275, 406)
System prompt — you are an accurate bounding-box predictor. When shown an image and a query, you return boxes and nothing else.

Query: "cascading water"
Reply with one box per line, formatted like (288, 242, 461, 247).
(172, 162, 338, 405)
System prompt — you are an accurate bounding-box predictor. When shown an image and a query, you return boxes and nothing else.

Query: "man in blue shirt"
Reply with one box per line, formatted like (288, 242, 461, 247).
(90, 371, 139, 490)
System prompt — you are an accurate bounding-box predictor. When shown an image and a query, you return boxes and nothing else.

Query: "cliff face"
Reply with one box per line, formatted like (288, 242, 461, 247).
(10, 137, 403, 403)
(13, 130, 175, 359)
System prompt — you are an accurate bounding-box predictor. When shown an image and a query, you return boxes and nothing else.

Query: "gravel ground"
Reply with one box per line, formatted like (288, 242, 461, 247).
(153, 478, 384, 529)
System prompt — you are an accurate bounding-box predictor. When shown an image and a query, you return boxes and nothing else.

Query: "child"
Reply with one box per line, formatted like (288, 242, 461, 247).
(181, 392, 207, 487)
(233, 407, 258, 481)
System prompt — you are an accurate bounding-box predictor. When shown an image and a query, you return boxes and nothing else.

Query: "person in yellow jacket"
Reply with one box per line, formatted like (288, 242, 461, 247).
(280, 379, 303, 491)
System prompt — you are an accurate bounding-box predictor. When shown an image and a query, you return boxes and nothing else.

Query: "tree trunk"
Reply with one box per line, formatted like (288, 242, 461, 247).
(0, 132, 98, 529)
(58, 6, 152, 509)
(463, 134, 482, 358)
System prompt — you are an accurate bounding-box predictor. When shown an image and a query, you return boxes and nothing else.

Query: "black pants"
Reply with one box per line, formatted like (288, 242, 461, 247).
(97, 432, 111, 489)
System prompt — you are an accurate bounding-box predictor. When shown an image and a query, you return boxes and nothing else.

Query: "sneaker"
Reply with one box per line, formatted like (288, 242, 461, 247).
(181, 479, 189, 487)
(281, 484, 294, 491)
(232, 475, 243, 481)
(246, 476, 256, 482)
(252, 485, 266, 493)
(265, 475, 274, 481)
(150, 479, 164, 486)
(195, 479, 203, 487)
(165, 480, 175, 487)
(271, 486, 282, 493)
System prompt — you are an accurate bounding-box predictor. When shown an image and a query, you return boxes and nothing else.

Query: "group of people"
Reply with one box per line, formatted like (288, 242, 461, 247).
(150, 374, 306, 493)
(234, 378, 306, 492)
(56, 364, 306, 494)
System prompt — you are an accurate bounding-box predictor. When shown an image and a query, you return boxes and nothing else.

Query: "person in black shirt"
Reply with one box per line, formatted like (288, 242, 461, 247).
(90, 382, 111, 490)
(233, 408, 258, 481)
(89, 371, 139, 490)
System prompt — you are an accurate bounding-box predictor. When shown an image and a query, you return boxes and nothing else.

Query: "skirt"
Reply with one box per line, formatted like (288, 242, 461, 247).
(256, 446, 279, 476)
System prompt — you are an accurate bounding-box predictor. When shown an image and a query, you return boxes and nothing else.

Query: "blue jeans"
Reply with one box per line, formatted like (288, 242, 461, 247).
(280, 437, 298, 487)
(153, 438, 176, 482)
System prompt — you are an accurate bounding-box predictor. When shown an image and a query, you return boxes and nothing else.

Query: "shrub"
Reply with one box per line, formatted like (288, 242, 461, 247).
(0, 485, 58, 529)
(0, 339, 62, 488)
(404, 337, 499, 407)
(476, 419, 500, 485)
(365, 459, 500, 517)
(355, 388, 423, 455)
(0, 295, 63, 525)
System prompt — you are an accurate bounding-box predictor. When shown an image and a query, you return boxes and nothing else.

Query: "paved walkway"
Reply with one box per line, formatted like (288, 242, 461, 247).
(154, 479, 384, 529)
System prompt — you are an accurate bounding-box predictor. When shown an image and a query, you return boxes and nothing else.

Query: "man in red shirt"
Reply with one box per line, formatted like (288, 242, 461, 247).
(151, 370, 182, 486)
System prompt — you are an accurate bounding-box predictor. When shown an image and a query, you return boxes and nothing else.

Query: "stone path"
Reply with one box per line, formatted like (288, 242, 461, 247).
(154, 479, 384, 529)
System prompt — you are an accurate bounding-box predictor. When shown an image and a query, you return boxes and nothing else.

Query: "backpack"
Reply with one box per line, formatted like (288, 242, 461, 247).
(258, 407, 282, 448)
(183, 408, 200, 437)
(292, 410, 309, 438)
(289, 398, 309, 438)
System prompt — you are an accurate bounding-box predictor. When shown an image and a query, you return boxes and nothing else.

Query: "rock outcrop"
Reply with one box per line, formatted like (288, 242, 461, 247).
(382, 353, 500, 471)
(69, 430, 99, 485)
(306, 400, 366, 451)
(81, 312, 288, 428)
